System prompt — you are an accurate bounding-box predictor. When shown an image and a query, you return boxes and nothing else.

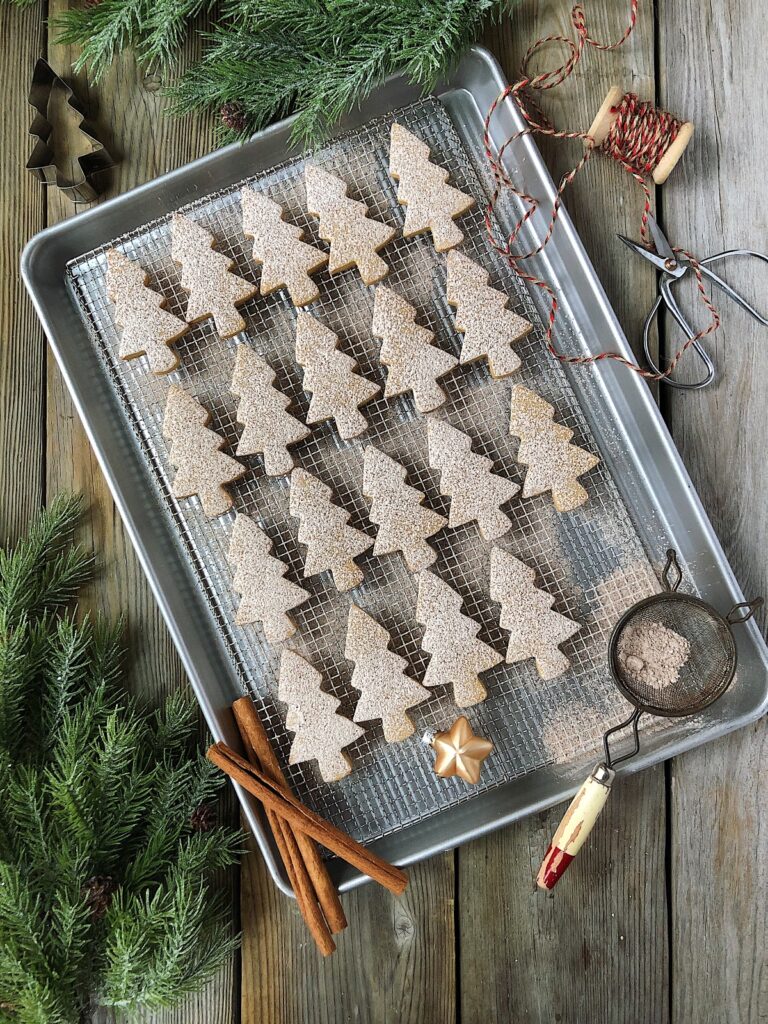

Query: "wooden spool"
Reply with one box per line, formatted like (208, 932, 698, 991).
(587, 85, 694, 185)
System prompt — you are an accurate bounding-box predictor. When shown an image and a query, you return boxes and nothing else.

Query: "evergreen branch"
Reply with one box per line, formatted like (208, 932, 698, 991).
(172, 0, 513, 145)
(0, 498, 240, 1020)
(0, 494, 90, 627)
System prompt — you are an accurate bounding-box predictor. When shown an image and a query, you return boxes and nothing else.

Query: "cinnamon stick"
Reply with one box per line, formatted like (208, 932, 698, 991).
(232, 704, 335, 956)
(208, 742, 408, 896)
(264, 806, 336, 956)
(232, 698, 347, 934)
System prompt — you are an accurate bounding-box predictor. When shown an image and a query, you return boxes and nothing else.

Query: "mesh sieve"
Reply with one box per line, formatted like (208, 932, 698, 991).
(65, 96, 676, 846)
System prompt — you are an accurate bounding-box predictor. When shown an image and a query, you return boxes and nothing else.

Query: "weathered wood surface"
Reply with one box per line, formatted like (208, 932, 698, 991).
(661, 1, 768, 1021)
(0, 0, 764, 1022)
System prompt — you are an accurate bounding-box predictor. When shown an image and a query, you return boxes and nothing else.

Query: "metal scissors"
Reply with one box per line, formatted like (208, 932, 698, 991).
(618, 214, 768, 389)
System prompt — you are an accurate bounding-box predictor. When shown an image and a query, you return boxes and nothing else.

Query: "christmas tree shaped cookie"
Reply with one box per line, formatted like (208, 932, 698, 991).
(241, 187, 327, 307)
(163, 384, 246, 518)
(362, 445, 446, 573)
(372, 286, 457, 413)
(490, 547, 580, 679)
(416, 570, 502, 707)
(427, 418, 518, 541)
(279, 649, 364, 782)
(295, 312, 380, 440)
(389, 122, 475, 252)
(170, 213, 257, 339)
(509, 386, 600, 512)
(446, 249, 532, 378)
(230, 344, 309, 476)
(289, 468, 373, 592)
(105, 248, 188, 374)
(344, 604, 429, 743)
(227, 513, 309, 642)
(305, 164, 396, 285)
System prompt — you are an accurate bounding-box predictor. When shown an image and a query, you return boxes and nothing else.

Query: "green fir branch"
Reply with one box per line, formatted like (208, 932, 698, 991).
(0, 498, 240, 1023)
(171, 0, 513, 145)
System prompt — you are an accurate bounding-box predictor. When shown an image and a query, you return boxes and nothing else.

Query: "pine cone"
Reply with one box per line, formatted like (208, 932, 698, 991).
(190, 802, 217, 832)
(220, 102, 247, 134)
(82, 875, 117, 920)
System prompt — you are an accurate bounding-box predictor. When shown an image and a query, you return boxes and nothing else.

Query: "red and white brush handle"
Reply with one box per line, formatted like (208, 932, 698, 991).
(537, 762, 616, 891)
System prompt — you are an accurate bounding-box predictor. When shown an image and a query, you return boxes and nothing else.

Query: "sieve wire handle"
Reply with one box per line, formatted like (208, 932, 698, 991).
(536, 762, 616, 891)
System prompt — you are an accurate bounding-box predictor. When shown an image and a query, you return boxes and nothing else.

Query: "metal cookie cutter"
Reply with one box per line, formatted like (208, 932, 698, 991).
(27, 57, 114, 204)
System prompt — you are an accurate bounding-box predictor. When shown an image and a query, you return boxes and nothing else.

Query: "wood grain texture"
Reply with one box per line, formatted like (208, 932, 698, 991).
(0, 2, 44, 540)
(459, 769, 668, 1024)
(660, 1, 768, 1021)
(465, 7, 671, 1023)
(241, 837, 455, 1024)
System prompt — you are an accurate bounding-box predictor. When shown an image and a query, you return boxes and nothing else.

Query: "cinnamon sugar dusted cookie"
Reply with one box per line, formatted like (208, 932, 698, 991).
(279, 649, 364, 782)
(305, 164, 396, 285)
(372, 285, 458, 413)
(295, 311, 379, 440)
(427, 418, 518, 541)
(490, 547, 580, 679)
(163, 383, 246, 518)
(446, 249, 532, 378)
(389, 123, 475, 252)
(241, 187, 327, 307)
(416, 570, 502, 708)
(345, 603, 429, 743)
(105, 248, 188, 374)
(227, 513, 309, 642)
(363, 445, 446, 573)
(231, 344, 309, 476)
(170, 213, 257, 339)
(509, 386, 600, 512)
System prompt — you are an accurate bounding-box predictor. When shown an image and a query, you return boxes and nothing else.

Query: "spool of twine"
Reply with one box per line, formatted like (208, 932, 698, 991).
(482, 2, 719, 382)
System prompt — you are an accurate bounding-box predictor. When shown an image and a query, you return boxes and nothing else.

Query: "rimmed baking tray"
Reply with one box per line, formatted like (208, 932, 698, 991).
(22, 47, 768, 894)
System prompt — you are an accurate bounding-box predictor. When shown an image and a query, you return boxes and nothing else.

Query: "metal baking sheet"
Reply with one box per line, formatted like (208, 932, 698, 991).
(22, 47, 768, 894)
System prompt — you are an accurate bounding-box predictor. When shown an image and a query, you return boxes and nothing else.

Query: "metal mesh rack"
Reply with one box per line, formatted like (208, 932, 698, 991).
(66, 97, 670, 845)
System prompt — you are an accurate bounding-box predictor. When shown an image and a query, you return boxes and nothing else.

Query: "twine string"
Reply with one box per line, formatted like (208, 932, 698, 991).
(482, 1, 720, 381)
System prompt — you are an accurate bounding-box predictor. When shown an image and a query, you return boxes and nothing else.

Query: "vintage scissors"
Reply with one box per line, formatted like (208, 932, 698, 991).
(618, 214, 768, 389)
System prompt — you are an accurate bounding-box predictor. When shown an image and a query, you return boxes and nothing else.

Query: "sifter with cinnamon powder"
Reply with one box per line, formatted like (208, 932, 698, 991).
(537, 549, 762, 891)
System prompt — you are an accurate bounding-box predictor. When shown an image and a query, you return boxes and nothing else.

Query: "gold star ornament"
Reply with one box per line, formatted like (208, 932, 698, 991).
(430, 716, 494, 784)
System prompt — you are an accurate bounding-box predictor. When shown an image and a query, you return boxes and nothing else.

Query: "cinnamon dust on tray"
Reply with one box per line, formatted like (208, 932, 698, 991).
(616, 620, 691, 691)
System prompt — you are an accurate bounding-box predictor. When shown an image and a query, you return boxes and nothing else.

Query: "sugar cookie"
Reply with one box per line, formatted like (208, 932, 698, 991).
(363, 445, 446, 573)
(345, 603, 429, 743)
(509, 386, 600, 512)
(372, 285, 457, 413)
(231, 344, 309, 476)
(279, 649, 364, 782)
(389, 122, 475, 252)
(228, 513, 309, 642)
(305, 164, 396, 285)
(163, 383, 246, 518)
(170, 213, 256, 339)
(295, 311, 379, 440)
(416, 570, 502, 707)
(490, 547, 580, 679)
(289, 468, 373, 592)
(427, 418, 518, 540)
(241, 187, 327, 307)
(105, 248, 187, 374)
(446, 249, 532, 378)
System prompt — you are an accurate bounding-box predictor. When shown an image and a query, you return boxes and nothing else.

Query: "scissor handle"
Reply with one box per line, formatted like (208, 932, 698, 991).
(642, 292, 716, 390)
(698, 250, 768, 326)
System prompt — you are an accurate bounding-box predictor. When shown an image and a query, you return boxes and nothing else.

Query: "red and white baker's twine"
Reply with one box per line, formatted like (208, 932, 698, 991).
(482, 1, 720, 381)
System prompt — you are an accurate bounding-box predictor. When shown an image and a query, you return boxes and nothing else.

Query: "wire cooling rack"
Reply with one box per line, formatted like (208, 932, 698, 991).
(66, 97, 669, 844)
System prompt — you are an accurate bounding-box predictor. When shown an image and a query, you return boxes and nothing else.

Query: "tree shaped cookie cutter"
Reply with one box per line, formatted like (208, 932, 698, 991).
(27, 58, 114, 204)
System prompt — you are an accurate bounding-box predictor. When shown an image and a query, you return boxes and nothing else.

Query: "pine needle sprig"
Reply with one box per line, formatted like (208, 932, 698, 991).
(171, 0, 513, 145)
(0, 498, 241, 1023)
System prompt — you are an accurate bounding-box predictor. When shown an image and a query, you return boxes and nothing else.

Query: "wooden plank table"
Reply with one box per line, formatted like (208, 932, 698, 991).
(0, 2, 764, 1021)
